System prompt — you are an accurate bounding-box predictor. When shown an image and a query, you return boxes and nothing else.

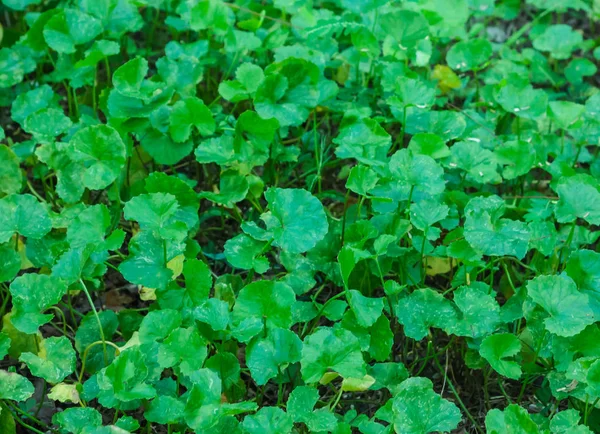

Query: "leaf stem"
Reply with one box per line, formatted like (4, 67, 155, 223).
(431, 347, 484, 434)
(33, 381, 47, 418)
(420, 227, 429, 284)
(584, 397, 600, 425)
(79, 279, 108, 366)
(504, 8, 554, 48)
(400, 106, 407, 149)
(277, 366, 284, 406)
(3, 400, 49, 430)
(78, 340, 121, 382)
(329, 386, 344, 411)
(517, 329, 548, 403)
(302, 291, 346, 338)
(26, 180, 46, 202)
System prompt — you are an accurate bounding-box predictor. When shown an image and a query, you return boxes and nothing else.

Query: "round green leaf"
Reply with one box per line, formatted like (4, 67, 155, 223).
(565, 58, 597, 85)
(262, 188, 328, 253)
(242, 407, 293, 434)
(407, 133, 450, 159)
(119, 231, 180, 289)
(124, 192, 188, 241)
(169, 97, 215, 143)
(70, 125, 126, 191)
(141, 129, 194, 165)
(333, 115, 391, 166)
(527, 274, 594, 337)
(300, 327, 366, 383)
(532, 24, 582, 60)
(0, 244, 20, 282)
(0, 371, 34, 401)
(380, 10, 429, 51)
(548, 101, 585, 130)
(232, 280, 296, 332)
(52, 407, 102, 434)
(449, 284, 501, 338)
(112, 56, 148, 98)
(23, 108, 72, 141)
(464, 195, 530, 259)
(145, 396, 185, 424)
(9, 273, 67, 334)
(0, 194, 51, 244)
(389, 149, 446, 199)
(0, 146, 22, 195)
(20, 336, 76, 383)
(396, 288, 456, 340)
(495, 79, 548, 120)
(391, 377, 461, 434)
(287, 386, 337, 432)
(479, 333, 522, 379)
(554, 174, 600, 225)
(43, 9, 102, 54)
(246, 328, 302, 385)
(224, 234, 270, 273)
(446, 39, 492, 71)
(485, 404, 538, 434)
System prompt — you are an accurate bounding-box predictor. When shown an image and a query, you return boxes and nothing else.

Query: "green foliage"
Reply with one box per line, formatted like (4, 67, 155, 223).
(0, 194, 51, 243)
(0, 370, 34, 401)
(391, 377, 461, 433)
(0, 1, 599, 433)
(20, 336, 75, 384)
(480, 333, 522, 380)
(301, 327, 366, 383)
(261, 187, 329, 253)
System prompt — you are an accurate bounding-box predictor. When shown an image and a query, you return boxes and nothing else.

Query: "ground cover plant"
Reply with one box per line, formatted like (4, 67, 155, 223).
(0, 0, 600, 433)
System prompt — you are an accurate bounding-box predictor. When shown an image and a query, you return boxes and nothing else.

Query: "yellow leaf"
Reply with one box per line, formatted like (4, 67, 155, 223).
(139, 287, 156, 301)
(37, 337, 48, 359)
(48, 383, 80, 404)
(167, 254, 185, 280)
(342, 374, 376, 392)
(432, 65, 461, 93)
(335, 64, 350, 85)
(423, 256, 456, 276)
(15, 236, 34, 270)
(319, 372, 339, 385)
